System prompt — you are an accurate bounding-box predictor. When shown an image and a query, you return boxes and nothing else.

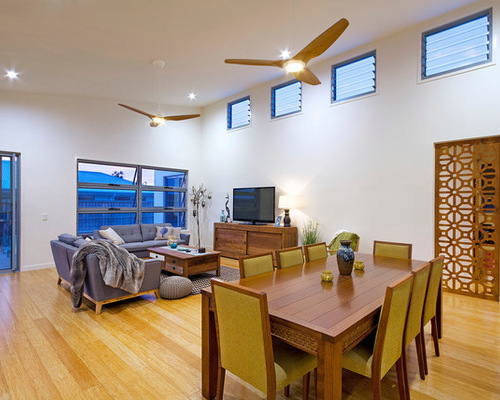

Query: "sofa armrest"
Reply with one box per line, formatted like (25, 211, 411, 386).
(180, 232, 190, 245)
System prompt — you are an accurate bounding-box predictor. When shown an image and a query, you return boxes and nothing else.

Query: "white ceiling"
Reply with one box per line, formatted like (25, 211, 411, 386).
(1, 0, 480, 108)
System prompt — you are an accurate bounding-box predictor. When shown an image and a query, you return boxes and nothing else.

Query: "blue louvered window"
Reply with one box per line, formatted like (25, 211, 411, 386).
(331, 51, 376, 103)
(422, 9, 491, 79)
(271, 80, 302, 118)
(227, 96, 251, 130)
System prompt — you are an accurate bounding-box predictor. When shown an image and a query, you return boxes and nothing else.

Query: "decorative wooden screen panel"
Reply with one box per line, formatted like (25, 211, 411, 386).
(435, 137, 499, 301)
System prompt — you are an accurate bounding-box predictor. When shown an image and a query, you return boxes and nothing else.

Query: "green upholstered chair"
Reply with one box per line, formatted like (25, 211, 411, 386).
(304, 242, 328, 262)
(402, 263, 431, 399)
(276, 246, 304, 269)
(421, 256, 444, 376)
(342, 274, 414, 400)
(373, 240, 412, 259)
(211, 279, 317, 399)
(239, 252, 274, 279)
(327, 231, 360, 254)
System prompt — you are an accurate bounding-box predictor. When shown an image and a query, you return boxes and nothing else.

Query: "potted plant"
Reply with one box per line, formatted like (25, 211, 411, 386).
(302, 220, 320, 245)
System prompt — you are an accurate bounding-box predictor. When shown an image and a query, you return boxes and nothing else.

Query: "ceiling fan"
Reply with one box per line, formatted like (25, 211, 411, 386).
(118, 60, 200, 127)
(225, 18, 349, 85)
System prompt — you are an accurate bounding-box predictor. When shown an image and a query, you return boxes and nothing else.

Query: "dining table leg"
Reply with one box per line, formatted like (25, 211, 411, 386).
(202, 293, 218, 400)
(317, 339, 343, 400)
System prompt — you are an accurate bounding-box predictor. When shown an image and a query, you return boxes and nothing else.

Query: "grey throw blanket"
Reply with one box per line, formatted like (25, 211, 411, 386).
(70, 239, 145, 308)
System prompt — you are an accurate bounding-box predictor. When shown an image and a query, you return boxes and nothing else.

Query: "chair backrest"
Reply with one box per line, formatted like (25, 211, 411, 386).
(239, 252, 274, 279)
(276, 246, 304, 269)
(304, 242, 328, 262)
(373, 240, 412, 259)
(405, 263, 431, 346)
(211, 279, 275, 394)
(327, 231, 360, 253)
(422, 256, 444, 326)
(373, 274, 413, 379)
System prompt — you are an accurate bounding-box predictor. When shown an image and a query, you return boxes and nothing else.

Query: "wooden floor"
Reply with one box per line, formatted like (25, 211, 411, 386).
(0, 262, 499, 400)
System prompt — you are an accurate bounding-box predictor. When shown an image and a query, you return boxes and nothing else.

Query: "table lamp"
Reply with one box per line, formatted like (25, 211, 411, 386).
(278, 195, 296, 227)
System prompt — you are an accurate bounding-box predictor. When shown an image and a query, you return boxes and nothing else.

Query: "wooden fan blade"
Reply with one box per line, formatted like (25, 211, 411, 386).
(163, 114, 201, 121)
(294, 18, 349, 63)
(118, 103, 155, 119)
(294, 68, 321, 85)
(225, 59, 284, 67)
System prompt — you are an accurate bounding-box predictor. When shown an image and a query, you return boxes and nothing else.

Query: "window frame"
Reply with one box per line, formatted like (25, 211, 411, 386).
(331, 50, 377, 104)
(227, 96, 251, 130)
(76, 159, 188, 234)
(271, 79, 302, 119)
(421, 8, 492, 80)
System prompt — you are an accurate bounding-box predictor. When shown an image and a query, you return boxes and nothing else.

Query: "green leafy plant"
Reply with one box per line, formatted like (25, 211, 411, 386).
(302, 220, 320, 245)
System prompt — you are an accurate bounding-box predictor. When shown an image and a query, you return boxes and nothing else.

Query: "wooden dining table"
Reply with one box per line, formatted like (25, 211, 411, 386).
(201, 253, 430, 400)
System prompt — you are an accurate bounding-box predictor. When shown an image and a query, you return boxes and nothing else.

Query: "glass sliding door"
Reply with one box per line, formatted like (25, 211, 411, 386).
(0, 152, 19, 272)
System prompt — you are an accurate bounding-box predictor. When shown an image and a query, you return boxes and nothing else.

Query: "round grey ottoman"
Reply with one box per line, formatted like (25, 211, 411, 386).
(159, 275, 194, 299)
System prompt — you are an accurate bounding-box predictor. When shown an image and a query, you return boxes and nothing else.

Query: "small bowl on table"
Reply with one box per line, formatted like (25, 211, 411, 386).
(354, 260, 365, 271)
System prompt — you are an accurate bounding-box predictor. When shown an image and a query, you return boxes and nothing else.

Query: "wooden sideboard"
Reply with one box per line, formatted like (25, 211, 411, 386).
(213, 223, 298, 262)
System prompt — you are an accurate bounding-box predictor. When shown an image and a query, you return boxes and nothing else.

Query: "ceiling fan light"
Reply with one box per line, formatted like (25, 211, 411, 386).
(284, 59, 305, 73)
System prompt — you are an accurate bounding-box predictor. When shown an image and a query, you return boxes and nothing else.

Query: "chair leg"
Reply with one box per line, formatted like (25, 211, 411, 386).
(372, 378, 382, 400)
(396, 358, 407, 400)
(303, 372, 310, 400)
(314, 368, 318, 400)
(401, 347, 410, 400)
(421, 327, 429, 375)
(415, 333, 426, 380)
(284, 385, 290, 397)
(216, 366, 226, 400)
(431, 317, 440, 357)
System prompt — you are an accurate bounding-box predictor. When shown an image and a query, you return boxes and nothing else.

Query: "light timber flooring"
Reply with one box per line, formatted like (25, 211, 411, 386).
(0, 262, 499, 400)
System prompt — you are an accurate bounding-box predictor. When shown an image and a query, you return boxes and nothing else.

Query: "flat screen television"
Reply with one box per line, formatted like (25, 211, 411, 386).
(233, 186, 275, 224)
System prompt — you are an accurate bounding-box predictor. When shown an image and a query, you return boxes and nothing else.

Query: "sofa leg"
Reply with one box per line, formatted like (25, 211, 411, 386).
(154, 289, 161, 299)
(57, 277, 62, 285)
(95, 303, 103, 315)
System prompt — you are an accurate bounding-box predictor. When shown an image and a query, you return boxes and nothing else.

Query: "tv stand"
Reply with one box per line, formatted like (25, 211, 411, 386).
(213, 223, 298, 265)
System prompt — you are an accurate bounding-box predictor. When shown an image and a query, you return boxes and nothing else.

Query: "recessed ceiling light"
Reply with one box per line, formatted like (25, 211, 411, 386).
(6, 70, 18, 79)
(280, 50, 292, 59)
(188, 93, 197, 100)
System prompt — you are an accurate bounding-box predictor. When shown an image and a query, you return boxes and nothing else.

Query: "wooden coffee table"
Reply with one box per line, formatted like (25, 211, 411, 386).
(147, 246, 221, 278)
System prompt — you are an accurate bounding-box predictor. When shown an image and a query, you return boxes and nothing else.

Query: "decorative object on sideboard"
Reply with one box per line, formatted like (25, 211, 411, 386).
(118, 60, 200, 127)
(337, 240, 355, 275)
(274, 215, 282, 227)
(302, 220, 320, 245)
(190, 184, 212, 249)
(220, 210, 225, 223)
(224, 193, 231, 223)
(278, 195, 297, 227)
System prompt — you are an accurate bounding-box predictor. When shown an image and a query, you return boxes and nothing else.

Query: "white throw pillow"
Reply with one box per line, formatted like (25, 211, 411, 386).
(99, 227, 125, 245)
(155, 226, 182, 241)
(155, 226, 172, 240)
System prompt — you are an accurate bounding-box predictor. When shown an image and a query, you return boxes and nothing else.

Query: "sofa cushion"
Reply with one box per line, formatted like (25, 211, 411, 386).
(99, 227, 125, 245)
(101, 224, 142, 243)
(74, 238, 90, 247)
(155, 226, 182, 241)
(58, 233, 79, 245)
(141, 223, 172, 241)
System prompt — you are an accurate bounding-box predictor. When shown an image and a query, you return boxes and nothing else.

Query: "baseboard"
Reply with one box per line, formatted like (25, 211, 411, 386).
(21, 262, 55, 272)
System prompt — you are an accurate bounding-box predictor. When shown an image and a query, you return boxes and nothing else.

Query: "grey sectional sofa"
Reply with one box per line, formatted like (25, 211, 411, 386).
(93, 223, 190, 258)
(50, 239, 163, 314)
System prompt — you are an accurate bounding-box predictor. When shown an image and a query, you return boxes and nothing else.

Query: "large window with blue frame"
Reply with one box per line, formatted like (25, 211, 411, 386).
(77, 160, 187, 235)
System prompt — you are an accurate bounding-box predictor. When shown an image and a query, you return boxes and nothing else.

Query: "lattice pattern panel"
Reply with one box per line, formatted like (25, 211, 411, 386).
(435, 139, 499, 301)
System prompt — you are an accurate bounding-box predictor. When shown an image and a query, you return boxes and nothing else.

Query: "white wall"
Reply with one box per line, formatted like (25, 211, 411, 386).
(200, 1, 500, 260)
(0, 91, 202, 270)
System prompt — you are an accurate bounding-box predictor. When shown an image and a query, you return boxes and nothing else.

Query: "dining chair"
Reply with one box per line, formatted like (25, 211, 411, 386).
(421, 256, 444, 376)
(373, 240, 412, 259)
(239, 252, 274, 279)
(276, 246, 304, 269)
(304, 242, 328, 262)
(342, 274, 414, 400)
(211, 279, 317, 400)
(402, 263, 431, 399)
(327, 231, 360, 254)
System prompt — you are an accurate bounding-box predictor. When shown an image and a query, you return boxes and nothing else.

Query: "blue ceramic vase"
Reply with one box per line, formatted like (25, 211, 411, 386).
(337, 240, 355, 275)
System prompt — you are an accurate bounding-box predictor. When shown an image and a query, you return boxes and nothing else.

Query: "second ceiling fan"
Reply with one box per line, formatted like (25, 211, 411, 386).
(118, 60, 200, 127)
(225, 18, 349, 85)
